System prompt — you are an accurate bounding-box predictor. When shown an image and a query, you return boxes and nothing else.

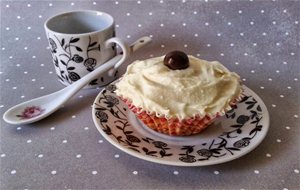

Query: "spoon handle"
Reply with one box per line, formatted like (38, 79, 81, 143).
(65, 36, 151, 95)
(3, 36, 151, 125)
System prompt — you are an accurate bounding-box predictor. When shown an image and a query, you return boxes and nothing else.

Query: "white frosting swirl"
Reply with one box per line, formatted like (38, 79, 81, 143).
(116, 55, 242, 120)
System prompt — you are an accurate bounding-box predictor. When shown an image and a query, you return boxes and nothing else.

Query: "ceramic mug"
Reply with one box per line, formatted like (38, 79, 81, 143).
(44, 10, 129, 88)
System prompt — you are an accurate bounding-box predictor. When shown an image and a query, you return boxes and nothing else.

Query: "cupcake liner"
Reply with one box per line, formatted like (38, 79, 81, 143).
(120, 90, 244, 136)
(120, 98, 219, 136)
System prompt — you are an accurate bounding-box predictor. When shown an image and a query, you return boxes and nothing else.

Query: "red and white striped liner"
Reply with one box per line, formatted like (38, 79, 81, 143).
(120, 92, 244, 136)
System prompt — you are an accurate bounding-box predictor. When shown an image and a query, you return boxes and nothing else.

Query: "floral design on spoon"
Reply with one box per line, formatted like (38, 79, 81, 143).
(16, 106, 45, 120)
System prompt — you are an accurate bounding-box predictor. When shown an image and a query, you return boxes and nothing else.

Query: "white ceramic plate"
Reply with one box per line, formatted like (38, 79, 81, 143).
(92, 82, 270, 166)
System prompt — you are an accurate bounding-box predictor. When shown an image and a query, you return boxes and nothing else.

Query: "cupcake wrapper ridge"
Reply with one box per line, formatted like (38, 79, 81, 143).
(121, 98, 222, 136)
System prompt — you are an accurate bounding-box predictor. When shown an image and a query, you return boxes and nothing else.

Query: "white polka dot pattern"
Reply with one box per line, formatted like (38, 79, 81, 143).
(0, 1, 299, 190)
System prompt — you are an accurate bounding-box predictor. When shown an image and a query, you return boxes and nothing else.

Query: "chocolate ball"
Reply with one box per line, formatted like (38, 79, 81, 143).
(163, 51, 189, 70)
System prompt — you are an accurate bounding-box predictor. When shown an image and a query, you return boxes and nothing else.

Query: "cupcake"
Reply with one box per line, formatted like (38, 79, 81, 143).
(115, 51, 243, 136)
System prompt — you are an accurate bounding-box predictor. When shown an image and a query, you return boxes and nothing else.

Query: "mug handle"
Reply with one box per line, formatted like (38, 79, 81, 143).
(105, 37, 130, 76)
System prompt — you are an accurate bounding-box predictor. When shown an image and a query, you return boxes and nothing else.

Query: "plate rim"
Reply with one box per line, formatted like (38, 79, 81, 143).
(92, 84, 270, 167)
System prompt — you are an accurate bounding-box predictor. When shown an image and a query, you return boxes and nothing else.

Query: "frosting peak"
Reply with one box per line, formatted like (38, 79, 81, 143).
(116, 55, 242, 120)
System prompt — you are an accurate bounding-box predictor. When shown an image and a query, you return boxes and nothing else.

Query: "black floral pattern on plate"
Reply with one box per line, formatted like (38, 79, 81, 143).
(94, 84, 173, 158)
(178, 95, 264, 163)
(93, 84, 266, 164)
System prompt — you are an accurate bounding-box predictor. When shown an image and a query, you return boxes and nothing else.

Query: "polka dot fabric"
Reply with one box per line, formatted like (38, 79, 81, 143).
(0, 1, 299, 190)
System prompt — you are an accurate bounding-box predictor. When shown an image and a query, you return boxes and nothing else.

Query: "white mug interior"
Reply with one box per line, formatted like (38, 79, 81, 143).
(45, 11, 114, 34)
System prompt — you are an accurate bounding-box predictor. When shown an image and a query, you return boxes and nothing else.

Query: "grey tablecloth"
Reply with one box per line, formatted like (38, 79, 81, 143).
(1, 0, 299, 190)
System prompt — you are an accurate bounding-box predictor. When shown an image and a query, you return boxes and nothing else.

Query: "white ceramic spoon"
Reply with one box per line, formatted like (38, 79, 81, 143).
(3, 36, 151, 125)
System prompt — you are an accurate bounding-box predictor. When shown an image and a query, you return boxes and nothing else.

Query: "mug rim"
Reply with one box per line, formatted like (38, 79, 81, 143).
(44, 10, 115, 36)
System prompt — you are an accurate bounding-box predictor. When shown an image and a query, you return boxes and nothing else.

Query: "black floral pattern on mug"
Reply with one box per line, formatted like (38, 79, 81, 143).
(84, 58, 97, 71)
(68, 72, 80, 82)
(72, 54, 84, 63)
(48, 35, 101, 85)
(49, 38, 57, 53)
(85, 36, 101, 72)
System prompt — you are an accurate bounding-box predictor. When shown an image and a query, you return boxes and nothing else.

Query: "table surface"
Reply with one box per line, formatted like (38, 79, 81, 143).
(1, 1, 299, 190)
